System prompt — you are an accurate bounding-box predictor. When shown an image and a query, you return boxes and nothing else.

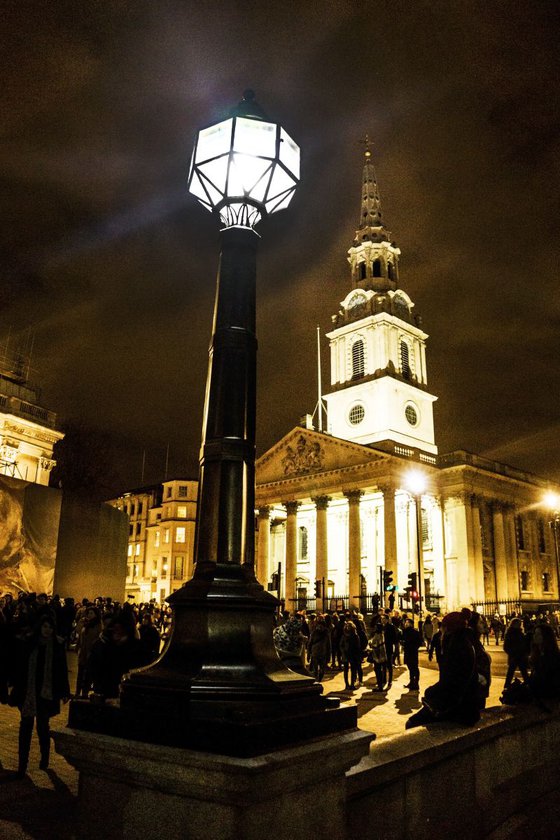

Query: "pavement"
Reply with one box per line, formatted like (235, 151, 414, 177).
(0, 646, 511, 839)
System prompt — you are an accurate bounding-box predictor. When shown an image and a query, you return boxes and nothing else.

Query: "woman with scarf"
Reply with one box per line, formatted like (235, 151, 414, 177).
(11, 613, 70, 777)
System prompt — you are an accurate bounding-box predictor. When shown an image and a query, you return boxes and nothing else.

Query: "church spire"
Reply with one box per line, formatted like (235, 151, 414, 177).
(348, 140, 399, 292)
(358, 136, 384, 232)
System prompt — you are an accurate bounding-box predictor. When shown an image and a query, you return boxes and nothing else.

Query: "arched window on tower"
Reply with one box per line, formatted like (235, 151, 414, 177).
(400, 340, 411, 380)
(372, 259, 382, 277)
(352, 339, 365, 379)
(359, 262, 366, 280)
(387, 262, 394, 280)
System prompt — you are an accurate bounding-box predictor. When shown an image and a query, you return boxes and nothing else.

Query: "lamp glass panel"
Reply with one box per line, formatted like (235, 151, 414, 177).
(228, 154, 273, 198)
(233, 117, 277, 158)
(198, 172, 223, 205)
(189, 170, 210, 202)
(198, 155, 229, 196)
(248, 164, 273, 203)
(267, 165, 296, 200)
(195, 119, 233, 164)
(279, 128, 300, 179)
(266, 189, 295, 214)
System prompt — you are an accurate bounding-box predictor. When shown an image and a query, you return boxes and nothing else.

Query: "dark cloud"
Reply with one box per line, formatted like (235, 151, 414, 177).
(1, 0, 559, 493)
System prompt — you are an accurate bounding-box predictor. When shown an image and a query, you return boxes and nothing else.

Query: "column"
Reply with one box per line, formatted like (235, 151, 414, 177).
(505, 506, 521, 602)
(528, 514, 542, 598)
(469, 495, 486, 604)
(256, 507, 270, 586)
(492, 502, 509, 602)
(345, 490, 363, 610)
(313, 496, 330, 606)
(380, 483, 398, 582)
(283, 501, 299, 608)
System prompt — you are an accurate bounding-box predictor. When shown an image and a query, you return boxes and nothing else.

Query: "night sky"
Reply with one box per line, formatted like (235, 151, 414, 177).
(2, 1, 559, 495)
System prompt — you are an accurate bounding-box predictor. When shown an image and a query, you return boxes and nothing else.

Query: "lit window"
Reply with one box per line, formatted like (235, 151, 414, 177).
(421, 508, 432, 549)
(177, 505, 187, 518)
(349, 404, 365, 425)
(174, 556, 184, 579)
(352, 340, 364, 379)
(135, 544, 141, 556)
(298, 526, 308, 561)
(176, 526, 186, 543)
(164, 528, 170, 544)
(155, 530, 160, 548)
(162, 559, 168, 577)
(127, 545, 133, 557)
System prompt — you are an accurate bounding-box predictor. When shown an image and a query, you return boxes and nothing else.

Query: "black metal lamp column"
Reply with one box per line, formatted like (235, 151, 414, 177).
(70, 91, 355, 757)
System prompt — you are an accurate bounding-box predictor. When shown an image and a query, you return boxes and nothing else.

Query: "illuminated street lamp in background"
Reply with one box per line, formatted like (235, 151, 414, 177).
(544, 491, 560, 601)
(71, 91, 354, 755)
(406, 469, 427, 617)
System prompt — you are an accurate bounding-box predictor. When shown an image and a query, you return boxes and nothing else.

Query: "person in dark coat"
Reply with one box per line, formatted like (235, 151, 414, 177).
(467, 611, 492, 709)
(11, 614, 70, 777)
(339, 621, 362, 690)
(402, 619, 422, 690)
(529, 623, 560, 700)
(307, 616, 331, 682)
(503, 617, 529, 689)
(88, 616, 144, 699)
(138, 612, 162, 665)
(75, 606, 102, 697)
(428, 628, 443, 668)
(406, 611, 479, 729)
(382, 614, 398, 687)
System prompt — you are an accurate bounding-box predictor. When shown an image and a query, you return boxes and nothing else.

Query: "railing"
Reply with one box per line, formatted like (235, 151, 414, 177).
(0, 394, 57, 429)
(471, 598, 522, 618)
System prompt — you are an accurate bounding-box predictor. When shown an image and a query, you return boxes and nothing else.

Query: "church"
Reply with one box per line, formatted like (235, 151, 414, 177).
(254, 147, 559, 617)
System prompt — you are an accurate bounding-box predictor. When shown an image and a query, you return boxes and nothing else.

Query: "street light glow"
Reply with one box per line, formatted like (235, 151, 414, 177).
(544, 491, 560, 512)
(406, 469, 426, 496)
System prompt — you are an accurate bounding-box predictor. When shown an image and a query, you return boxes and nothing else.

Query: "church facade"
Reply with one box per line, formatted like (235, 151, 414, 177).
(254, 149, 559, 617)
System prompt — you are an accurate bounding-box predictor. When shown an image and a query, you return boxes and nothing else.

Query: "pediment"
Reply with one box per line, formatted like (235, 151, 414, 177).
(256, 427, 388, 486)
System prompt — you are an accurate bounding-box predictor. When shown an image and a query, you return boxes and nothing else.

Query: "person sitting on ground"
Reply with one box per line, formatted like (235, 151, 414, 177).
(528, 623, 560, 701)
(467, 611, 492, 709)
(406, 611, 479, 729)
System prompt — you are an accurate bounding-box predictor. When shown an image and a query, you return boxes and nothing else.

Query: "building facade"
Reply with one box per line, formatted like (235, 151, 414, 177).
(254, 149, 560, 616)
(0, 348, 63, 485)
(109, 479, 198, 601)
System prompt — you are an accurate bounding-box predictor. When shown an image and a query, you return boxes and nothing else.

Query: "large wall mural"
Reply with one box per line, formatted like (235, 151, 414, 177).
(0, 475, 61, 596)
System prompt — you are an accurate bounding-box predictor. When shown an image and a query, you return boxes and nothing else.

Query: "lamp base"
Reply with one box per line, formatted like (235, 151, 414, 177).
(69, 563, 358, 757)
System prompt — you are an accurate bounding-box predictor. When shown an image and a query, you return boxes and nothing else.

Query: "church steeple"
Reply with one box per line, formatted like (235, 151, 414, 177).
(348, 142, 400, 293)
(355, 137, 385, 240)
(323, 143, 438, 456)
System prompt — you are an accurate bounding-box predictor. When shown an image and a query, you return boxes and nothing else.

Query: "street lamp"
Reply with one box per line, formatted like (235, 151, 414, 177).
(70, 91, 354, 756)
(406, 470, 426, 617)
(544, 491, 560, 605)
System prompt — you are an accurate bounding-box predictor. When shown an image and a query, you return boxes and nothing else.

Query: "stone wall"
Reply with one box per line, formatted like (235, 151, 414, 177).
(346, 704, 560, 840)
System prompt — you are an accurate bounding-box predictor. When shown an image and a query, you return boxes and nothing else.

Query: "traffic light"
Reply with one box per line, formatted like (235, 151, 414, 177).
(267, 572, 279, 592)
(383, 569, 394, 591)
(314, 579, 322, 598)
(407, 572, 417, 590)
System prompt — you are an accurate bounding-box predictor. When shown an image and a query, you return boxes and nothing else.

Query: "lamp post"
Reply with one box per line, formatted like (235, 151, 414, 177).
(406, 470, 426, 618)
(71, 91, 354, 756)
(544, 492, 560, 605)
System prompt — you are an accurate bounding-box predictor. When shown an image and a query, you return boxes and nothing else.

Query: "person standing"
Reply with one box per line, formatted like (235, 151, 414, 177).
(340, 621, 362, 691)
(75, 606, 102, 697)
(402, 618, 422, 690)
(382, 614, 397, 688)
(503, 617, 529, 689)
(368, 621, 388, 690)
(307, 616, 331, 682)
(11, 614, 70, 777)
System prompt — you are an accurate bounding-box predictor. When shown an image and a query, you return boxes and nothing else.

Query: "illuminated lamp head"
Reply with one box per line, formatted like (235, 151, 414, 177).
(187, 90, 300, 230)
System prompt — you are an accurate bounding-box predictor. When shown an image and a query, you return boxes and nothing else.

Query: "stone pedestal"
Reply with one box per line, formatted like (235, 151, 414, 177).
(53, 726, 373, 840)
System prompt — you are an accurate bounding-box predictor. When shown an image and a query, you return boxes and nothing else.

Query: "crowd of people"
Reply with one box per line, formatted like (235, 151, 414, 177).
(0, 592, 168, 778)
(272, 605, 560, 729)
(2, 590, 560, 778)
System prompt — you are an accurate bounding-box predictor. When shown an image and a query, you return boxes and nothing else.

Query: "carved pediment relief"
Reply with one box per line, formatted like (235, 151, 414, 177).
(257, 427, 388, 486)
